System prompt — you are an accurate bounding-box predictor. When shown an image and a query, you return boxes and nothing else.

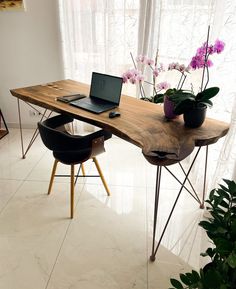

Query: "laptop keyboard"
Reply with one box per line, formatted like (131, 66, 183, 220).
(88, 98, 109, 105)
(83, 98, 113, 108)
(70, 97, 117, 113)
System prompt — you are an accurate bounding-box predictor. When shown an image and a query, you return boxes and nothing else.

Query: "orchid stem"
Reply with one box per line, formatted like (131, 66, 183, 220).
(200, 25, 210, 91)
(180, 74, 187, 90)
(130, 52, 137, 69)
(204, 66, 210, 90)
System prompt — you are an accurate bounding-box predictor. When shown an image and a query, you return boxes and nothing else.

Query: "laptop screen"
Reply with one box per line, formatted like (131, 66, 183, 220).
(89, 72, 123, 104)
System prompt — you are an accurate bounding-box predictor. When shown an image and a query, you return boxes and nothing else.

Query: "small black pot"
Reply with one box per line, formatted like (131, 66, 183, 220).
(183, 104, 207, 128)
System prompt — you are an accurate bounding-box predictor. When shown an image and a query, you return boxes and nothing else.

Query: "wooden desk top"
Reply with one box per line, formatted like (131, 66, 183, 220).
(10, 79, 229, 166)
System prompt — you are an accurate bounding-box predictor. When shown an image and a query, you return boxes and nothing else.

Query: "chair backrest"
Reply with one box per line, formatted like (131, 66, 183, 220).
(38, 115, 76, 151)
(38, 114, 112, 154)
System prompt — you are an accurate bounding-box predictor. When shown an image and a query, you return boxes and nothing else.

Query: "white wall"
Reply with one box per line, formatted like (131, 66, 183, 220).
(0, 0, 64, 127)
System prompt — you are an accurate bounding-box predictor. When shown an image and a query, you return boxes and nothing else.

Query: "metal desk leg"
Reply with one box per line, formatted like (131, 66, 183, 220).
(17, 99, 52, 158)
(150, 165, 162, 261)
(150, 147, 201, 262)
(0, 109, 9, 139)
(17, 99, 25, 158)
(200, 145, 208, 209)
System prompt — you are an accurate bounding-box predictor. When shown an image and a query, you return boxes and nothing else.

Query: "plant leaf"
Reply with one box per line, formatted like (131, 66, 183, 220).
(174, 99, 195, 115)
(227, 251, 236, 268)
(170, 279, 184, 289)
(200, 99, 213, 107)
(179, 273, 191, 285)
(216, 188, 231, 201)
(191, 270, 200, 283)
(215, 238, 233, 255)
(140, 97, 152, 102)
(204, 269, 222, 288)
(225, 179, 236, 195)
(170, 92, 195, 103)
(153, 94, 164, 103)
(195, 87, 220, 101)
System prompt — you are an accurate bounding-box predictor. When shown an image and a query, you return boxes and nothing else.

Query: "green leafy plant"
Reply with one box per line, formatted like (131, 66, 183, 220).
(169, 179, 236, 289)
(172, 86, 220, 115)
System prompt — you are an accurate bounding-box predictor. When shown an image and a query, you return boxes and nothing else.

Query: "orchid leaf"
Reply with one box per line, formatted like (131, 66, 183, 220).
(200, 99, 213, 107)
(153, 94, 164, 103)
(174, 99, 195, 115)
(195, 87, 220, 101)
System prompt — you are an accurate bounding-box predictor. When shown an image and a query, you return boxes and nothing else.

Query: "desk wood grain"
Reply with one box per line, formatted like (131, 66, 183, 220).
(10, 79, 229, 166)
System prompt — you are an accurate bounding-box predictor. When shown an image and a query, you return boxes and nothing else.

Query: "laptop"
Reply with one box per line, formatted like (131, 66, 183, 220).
(70, 72, 123, 114)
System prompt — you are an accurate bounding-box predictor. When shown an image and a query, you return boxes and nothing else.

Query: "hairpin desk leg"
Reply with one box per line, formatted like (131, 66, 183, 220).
(150, 147, 201, 261)
(200, 145, 208, 209)
(0, 109, 9, 140)
(17, 99, 52, 158)
(150, 165, 162, 262)
(17, 99, 25, 159)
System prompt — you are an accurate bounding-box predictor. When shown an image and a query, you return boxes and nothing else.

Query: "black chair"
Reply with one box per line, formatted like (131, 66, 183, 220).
(38, 114, 112, 218)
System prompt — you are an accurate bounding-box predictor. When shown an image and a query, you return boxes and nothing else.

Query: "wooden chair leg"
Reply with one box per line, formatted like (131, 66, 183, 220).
(70, 164, 75, 219)
(92, 157, 110, 196)
(81, 163, 86, 176)
(48, 159, 58, 195)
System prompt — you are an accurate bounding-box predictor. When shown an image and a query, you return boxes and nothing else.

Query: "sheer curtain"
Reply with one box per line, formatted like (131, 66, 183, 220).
(209, 0, 236, 186)
(58, 0, 236, 183)
(144, 0, 236, 188)
(59, 0, 141, 131)
(59, 0, 139, 83)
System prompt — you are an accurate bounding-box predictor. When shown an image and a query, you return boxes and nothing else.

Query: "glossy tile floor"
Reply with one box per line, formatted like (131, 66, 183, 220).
(0, 128, 210, 289)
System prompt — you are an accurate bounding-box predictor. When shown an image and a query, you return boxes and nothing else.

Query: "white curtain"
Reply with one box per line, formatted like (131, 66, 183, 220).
(208, 0, 236, 185)
(59, 0, 139, 84)
(58, 0, 236, 182)
(140, 0, 236, 188)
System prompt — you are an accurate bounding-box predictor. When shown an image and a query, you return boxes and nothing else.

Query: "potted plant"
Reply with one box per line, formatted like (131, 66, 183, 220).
(171, 86, 220, 128)
(122, 27, 224, 125)
(122, 55, 190, 119)
(169, 179, 236, 289)
(171, 26, 225, 128)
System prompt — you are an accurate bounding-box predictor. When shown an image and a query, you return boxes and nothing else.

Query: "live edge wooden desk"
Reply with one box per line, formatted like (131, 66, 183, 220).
(10, 79, 229, 261)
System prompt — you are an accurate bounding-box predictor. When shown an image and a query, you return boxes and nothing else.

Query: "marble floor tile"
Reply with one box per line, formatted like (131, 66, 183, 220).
(0, 179, 22, 213)
(0, 128, 209, 289)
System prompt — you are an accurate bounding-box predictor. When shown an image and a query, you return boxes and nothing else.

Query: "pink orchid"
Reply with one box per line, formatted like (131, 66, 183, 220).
(207, 44, 214, 55)
(190, 55, 205, 70)
(191, 38, 225, 70)
(196, 46, 206, 57)
(122, 74, 128, 83)
(178, 64, 186, 72)
(123, 68, 144, 85)
(168, 62, 179, 70)
(124, 70, 133, 79)
(145, 58, 154, 66)
(153, 67, 159, 77)
(159, 63, 165, 72)
(168, 62, 188, 73)
(156, 81, 170, 90)
(136, 55, 147, 63)
(214, 39, 225, 54)
(136, 74, 145, 82)
(206, 59, 213, 67)
(129, 77, 137, 84)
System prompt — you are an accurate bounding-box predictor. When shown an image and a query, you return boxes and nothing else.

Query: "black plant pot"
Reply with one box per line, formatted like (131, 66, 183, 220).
(183, 105, 207, 128)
